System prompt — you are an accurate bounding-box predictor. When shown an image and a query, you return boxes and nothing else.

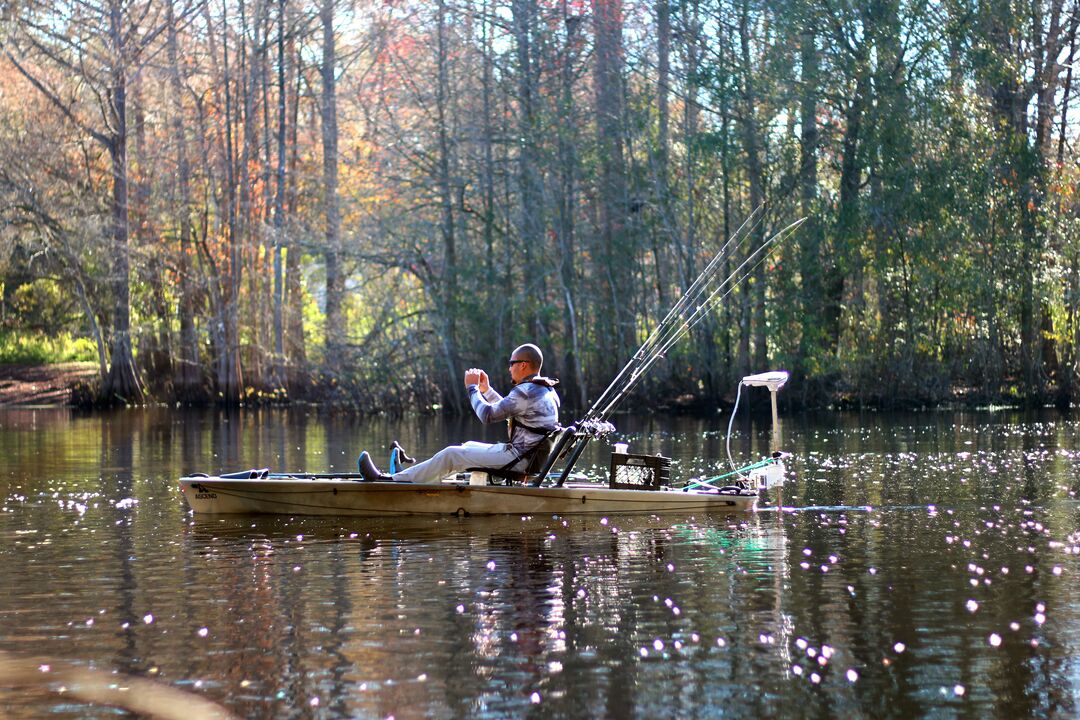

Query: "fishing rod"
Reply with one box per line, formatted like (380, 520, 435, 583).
(585, 213, 800, 422)
(580, 204, 767, 423)
(590, 216, 807, 421)
(545, 214, 807, 486)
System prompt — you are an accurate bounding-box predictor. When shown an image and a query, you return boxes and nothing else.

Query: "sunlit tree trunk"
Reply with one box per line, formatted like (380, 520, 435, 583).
(220, 3, 244, 403)
(435, 0, 464, 410)
(271, 0, 288, 389)
(321, 0, 345, 368)
(284, 16, 306, 388)
(101, 0, 144, 403)
(1057, 13, 1079, 405)
(167, 2, 203, 400)
(239, 0, 267, 390)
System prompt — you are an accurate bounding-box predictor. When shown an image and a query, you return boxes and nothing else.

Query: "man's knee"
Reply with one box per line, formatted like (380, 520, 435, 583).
(436, 444, 465, 456)
(434, 445, 468, 464)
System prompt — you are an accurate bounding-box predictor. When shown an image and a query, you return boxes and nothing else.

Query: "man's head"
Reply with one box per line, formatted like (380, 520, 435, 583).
(509, 343, 543, 383)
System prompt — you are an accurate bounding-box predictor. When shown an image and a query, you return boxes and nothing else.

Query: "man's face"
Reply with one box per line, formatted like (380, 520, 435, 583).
(508, 354, 534, 384)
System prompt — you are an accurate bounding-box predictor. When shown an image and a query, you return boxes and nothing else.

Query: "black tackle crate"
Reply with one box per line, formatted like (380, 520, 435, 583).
(609, 452, 672, 490)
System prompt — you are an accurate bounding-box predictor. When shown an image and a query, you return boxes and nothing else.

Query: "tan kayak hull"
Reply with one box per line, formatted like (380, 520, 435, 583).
(179, 477, 756, 517)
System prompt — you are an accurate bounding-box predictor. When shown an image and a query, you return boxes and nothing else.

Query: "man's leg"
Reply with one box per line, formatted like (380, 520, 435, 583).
(393, 442, 518, 484)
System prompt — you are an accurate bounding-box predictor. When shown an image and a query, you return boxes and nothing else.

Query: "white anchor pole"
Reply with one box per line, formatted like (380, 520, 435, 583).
(771, 385, 783, 511)
(770, 386, 781, 456)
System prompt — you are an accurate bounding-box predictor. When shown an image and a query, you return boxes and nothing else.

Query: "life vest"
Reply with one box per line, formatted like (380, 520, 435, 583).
(506, 376, 560, 442)
(502, 377, 561, 472)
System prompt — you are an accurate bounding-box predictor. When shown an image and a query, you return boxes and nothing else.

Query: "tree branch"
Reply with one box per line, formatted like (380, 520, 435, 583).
(3, 50, 113, 148)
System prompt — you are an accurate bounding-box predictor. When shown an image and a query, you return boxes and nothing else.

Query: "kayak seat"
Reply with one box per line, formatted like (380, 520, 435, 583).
(465, 426, 575, 487)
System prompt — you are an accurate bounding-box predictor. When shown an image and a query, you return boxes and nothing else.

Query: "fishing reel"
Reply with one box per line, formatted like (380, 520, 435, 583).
(577, 419, 617, 437)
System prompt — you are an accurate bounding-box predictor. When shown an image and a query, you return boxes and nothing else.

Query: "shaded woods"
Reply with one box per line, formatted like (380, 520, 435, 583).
(1, 0, 1078, 412)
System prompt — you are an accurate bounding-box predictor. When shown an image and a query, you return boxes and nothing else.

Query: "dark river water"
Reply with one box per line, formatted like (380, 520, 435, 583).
(1, 406, 1078, 718)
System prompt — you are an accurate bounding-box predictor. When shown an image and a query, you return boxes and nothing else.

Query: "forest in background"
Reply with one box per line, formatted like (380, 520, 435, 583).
(0, 0, 1078, 412)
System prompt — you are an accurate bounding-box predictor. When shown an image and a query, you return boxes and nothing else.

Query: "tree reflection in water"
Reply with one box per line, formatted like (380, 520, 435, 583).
(0, 407, 1078, 717)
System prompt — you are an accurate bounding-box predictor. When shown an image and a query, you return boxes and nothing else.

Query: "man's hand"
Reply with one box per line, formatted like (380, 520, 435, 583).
(478, 370, 490, 394)
(464, 368, 481, 387)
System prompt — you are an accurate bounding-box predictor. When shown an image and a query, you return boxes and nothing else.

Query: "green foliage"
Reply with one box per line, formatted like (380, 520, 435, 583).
(0, 331, 97, 364)
(7, 278, 80, 334)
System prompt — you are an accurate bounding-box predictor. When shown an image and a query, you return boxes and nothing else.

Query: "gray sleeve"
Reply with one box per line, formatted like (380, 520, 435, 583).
(470, 385, 526, 425)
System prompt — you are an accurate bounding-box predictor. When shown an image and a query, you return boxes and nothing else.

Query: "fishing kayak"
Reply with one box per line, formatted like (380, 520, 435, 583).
(179, 472, 758, 517)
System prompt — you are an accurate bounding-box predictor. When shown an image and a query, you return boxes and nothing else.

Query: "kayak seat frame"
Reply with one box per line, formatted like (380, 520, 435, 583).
(466, 425, 578, 487)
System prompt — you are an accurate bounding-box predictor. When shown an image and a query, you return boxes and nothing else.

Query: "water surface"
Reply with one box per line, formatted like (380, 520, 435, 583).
(1, 407, 1078, 718)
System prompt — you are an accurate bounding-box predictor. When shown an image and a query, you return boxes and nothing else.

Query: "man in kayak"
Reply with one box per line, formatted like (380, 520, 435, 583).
(357, 343, 560, 483)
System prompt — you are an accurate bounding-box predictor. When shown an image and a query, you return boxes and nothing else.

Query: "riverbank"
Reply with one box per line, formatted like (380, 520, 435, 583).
(0, 362, 97, 406)
(0, 361, 1062, 413)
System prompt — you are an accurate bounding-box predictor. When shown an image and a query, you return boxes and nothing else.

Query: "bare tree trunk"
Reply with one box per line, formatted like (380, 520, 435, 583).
(1070, 253, 1080, 404)
(258, 4, 276, 386)
(981, 0, 1068, 400)
(867, 0, 908, 388)
(1058, 11, 1078, 167)
(677, 0, 702, 292)
(271, 0, 288, 388)
(284, 14, 306, 388)
(1034, 0, 1066, 158)
(738, 0, 766, 375)
(321, 0, 345, 369)
(594, 0, 631, 371)
(131, 72, 173, 386)
(1028, 0, 1062, 397)
(1056, 11, 1078, 406)
(72, 273, 109, 381)
(220, 3, 244, 403)
(512, 0, 543, 338)
(436, 0, 464, 410)
(239, 0, 266, 390)
(797, 4, 821, 380)
(167, 2, 202, 400)
(832, 44, 869, 360)
(678, 0, 720, 391)
(557, 3, 586, 409)
(651, 0, 672, 312)
(101, 0, 143, 403)
(480, 0, 497, 290)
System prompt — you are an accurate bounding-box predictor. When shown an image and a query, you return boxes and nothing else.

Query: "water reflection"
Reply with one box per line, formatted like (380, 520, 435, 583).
(0, 407, 1078, 717)
(179, 514, 784, 718)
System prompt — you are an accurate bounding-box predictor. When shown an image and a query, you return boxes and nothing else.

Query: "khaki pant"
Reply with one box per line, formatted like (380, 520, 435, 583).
(393, 441, 521, 484)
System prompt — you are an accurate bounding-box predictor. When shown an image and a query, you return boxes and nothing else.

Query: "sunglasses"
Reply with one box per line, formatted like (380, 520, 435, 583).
(508, 359, 529, 366)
